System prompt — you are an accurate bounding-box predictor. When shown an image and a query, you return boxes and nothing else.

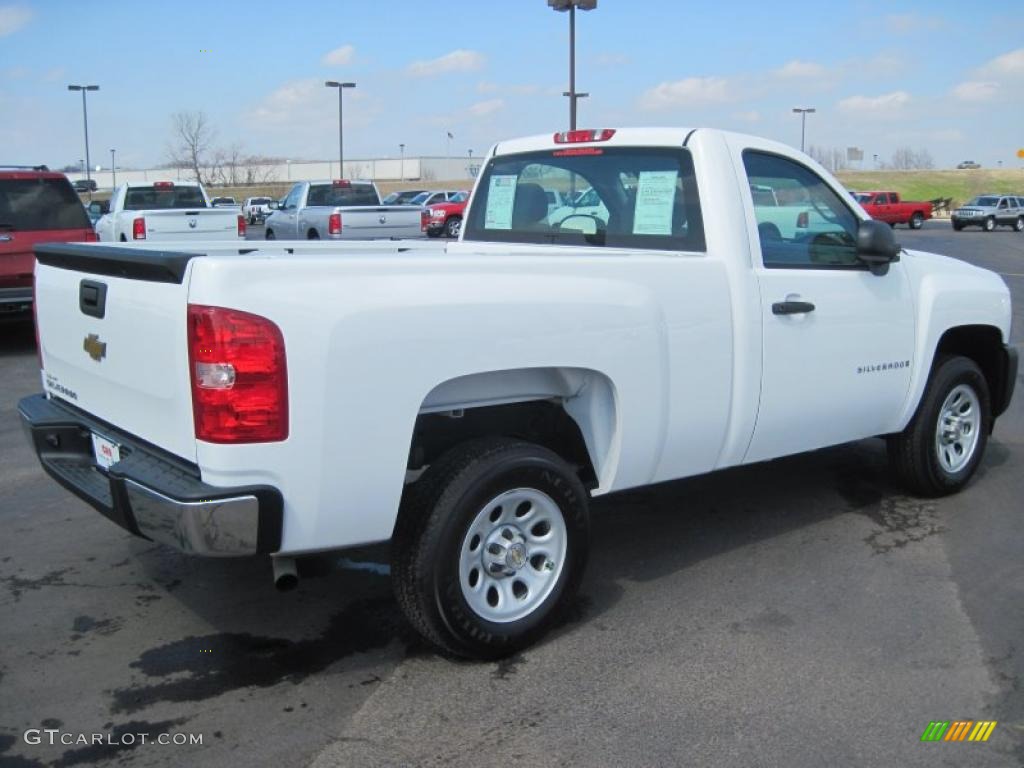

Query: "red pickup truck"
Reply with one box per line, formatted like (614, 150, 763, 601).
(856, 191, 932, 229)
(425, 191, 469, 238)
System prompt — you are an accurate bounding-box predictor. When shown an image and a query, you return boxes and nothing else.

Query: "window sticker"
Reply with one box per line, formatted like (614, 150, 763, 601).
(633, 170, 677, 235)
(484, 174, 518, 230)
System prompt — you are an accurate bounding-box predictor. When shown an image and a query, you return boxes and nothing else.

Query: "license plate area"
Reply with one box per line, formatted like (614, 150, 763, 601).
(91, 432, 121, 470)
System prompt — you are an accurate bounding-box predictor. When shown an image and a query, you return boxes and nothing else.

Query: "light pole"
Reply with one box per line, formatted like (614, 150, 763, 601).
(325, 81, 356, 177)
(399, 143, 405, 181)
(792, 107, 815, 153)
(68, 84, 99, 182)
(110, 148, 116, 188)
(548, 0, 597, 130)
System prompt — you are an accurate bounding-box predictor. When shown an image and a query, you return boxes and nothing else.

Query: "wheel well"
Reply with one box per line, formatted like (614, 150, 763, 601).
(307, 229, 319, 239)
(935, 325, 1009, 417)
(409, 400, 598, 488)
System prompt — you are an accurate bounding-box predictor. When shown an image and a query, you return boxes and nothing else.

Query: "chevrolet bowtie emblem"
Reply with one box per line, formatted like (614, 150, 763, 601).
(188, 218, 197, 228)
(83, 333, 106, 362)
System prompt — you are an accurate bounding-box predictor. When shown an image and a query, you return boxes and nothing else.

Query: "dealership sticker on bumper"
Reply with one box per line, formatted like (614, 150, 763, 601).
(91, 433, 121, 469)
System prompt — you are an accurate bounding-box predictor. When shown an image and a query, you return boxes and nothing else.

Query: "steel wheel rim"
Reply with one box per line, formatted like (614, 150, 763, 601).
(458, 488, 568, 623)
(935, 384, 981, 474)
(447, 219, 461, 237)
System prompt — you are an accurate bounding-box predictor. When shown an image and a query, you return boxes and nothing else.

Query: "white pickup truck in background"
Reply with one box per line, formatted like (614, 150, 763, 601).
(95, 181, 245, 242)
(263, 179, 427, 240)
(21, 126, 1016, 659)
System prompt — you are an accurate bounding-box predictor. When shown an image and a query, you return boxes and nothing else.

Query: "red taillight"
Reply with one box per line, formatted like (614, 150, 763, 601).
(237, 215, 246, 238)
(187, 305, 288, 443)
(132, 217, 146, 240)
(328, 212, 342, 235)
(420, 210, 430, 232)
(553, 128, 616, 144)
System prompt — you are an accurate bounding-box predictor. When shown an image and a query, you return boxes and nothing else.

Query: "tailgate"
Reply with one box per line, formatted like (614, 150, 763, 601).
(141, 209, 237, 240)
(341, 207, 423, 238)
(34, 243, 198, 462)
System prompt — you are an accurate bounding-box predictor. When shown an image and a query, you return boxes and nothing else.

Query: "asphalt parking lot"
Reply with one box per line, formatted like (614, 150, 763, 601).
(1, 221, 1022, 767)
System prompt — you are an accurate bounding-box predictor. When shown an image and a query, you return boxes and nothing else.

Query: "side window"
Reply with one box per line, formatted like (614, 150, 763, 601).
(998, 198, 1008, 209)
(888, 193, 899, 204)
(743, 150, 861, 269)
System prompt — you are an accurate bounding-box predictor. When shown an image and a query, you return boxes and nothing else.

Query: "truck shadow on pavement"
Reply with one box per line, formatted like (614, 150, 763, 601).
(0, 316, 35, 357)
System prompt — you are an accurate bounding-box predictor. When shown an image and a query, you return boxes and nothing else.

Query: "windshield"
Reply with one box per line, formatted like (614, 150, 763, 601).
(122, 185, 207, 210)
(966, 196, 998, 207)
(409, 192, 431, 205)
(249, 197, 271, 205)
(463, 146, 705, 251)
(0, 178, 91, 231)
(449, 191, 468, 203)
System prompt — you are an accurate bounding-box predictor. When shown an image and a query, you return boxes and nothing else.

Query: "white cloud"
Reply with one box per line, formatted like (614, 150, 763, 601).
(952, 81, 998, 102)
(774, 60, 826, 79)
(407, 50, 485, 77)
(467, 98, 504, 117)
(321, 45, 355, 67)
(982, 48, 1024, 76)
(0, 5, 31, 36)
(837, 91, 910, 115)
(639, 77, 733, 110)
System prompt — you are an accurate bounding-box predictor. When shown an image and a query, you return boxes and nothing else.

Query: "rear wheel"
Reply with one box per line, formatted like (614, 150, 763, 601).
(307, 230, 319, 240)
(909, 212, 924, 229)
(1014, 216, 1024, 232)
(983, 216, 995, 232)
(265, 229, 276, 240)
(445, 216, 462, 238)
(888, 356, 991, 497)
(391, 438, 590, 659)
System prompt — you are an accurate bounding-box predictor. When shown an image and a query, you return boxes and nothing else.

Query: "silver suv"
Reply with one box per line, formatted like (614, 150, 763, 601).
(952, 194, 1024, 232)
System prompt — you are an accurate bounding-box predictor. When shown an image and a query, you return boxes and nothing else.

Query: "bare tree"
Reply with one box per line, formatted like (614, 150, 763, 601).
(167, 111, 216, 184)
(890, 147, 935, 170)
(807, 145, 848, 172)
(242, 155, 280, 185)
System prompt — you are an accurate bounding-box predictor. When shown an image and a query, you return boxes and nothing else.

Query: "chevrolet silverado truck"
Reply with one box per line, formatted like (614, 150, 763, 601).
(95, 181, 245, 242)
(263, 180, 427, 240)
(20, 127, 1017, 659)
(856, 191, 933, 229)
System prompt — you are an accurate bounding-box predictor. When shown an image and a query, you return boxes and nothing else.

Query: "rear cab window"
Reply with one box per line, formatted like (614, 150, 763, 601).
(463, 146, 705, 251)
(306, 183, 379, 207)
(122, 185, 207, 210)
(0, 177, 91, 231)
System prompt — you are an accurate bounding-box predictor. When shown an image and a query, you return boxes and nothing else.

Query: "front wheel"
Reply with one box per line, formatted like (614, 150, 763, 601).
(391, 438, 590, 659)
(983, 216, 995, 232)
(265, 229, 276, 240)
(1014, 216, 1024, 232)
(952, 221, 963, 231)
(909, 212, 924, 229)
(888, 356, 991, 496)
(445, 216, 462, 238)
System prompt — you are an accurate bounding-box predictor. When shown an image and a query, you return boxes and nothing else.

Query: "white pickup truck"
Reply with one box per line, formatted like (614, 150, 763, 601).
(263, 179, 427, 240)
(95, 181, 245, 242)
(21, 127, 1016, 659)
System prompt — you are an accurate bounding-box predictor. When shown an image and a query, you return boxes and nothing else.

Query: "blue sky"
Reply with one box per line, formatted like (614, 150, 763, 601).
(1, 0, 1021, 170)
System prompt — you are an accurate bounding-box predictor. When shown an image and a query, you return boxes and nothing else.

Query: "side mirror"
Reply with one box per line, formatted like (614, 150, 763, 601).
(856, 219, 901, 276)
(268, 201, 279, 210)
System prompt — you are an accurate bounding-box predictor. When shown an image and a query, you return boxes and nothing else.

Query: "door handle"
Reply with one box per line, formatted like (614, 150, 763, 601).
(772, 300, 816, 315)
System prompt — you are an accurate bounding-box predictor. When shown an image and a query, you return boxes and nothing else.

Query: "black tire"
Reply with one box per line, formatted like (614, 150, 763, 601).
(307, 230, 319, 240)
(391, 437, 590, 659)
(1014, 216, 1024, 232)
(426, 228, 441, 238)
(249, 215, 257, 225)
(909, 212, 924, 229)
(952, 221, 963, 231)
(445, 216, 462, 238)
(888, 356, 991, 497)
(265, 229, 276, 240)
(983, 216, 995, 232)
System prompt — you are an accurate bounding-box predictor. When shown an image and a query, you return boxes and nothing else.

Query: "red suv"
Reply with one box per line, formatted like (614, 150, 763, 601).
(0, 166, 96, 313)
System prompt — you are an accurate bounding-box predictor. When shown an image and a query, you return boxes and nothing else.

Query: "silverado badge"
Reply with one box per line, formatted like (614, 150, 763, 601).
(188, 218, 198, 229)
(83, 333, 106, 362)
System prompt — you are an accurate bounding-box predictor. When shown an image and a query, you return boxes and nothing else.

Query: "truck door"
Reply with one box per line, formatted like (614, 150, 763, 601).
(279, 184, 302, 237)
(742, 151, 915, 462)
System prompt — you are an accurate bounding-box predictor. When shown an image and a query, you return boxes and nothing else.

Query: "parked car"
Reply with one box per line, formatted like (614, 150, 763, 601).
(956, 160, 981, 170)
(210, 196, 238, 208)
(84, 199, 110, 226)
(95, 181, 245, 241)
(951, 194, 1024, 232)
(855, 191, 933, 229)
(242, 196, 274, 224)
(264, 180, 427, 240)
(0, 165, 96, 313)
(72, 178, 98, 193)
(425, 190, 469, 238)
(382, 189, 428, 205)
(20, 126, 1016, 659)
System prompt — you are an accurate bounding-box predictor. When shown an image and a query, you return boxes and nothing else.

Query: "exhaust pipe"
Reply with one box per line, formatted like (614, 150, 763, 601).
(272, 556, 298, 592)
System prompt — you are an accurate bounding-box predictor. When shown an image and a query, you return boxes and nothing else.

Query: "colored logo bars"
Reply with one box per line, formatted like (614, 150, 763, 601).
(920, 721, 997, 742)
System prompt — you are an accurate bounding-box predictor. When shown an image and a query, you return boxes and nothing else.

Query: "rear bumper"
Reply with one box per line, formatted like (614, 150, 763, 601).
(0, 286, 32, 311)
(18, 393, 282, 556)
